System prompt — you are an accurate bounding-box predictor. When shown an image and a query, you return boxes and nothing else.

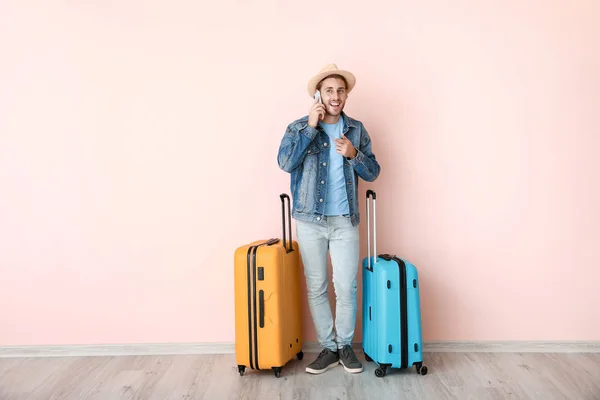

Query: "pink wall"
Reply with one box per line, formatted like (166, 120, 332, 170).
(1, 1, 599, 346)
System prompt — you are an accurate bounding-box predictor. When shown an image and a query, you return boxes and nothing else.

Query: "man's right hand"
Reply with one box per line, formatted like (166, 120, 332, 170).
(308, 100, 326, 128)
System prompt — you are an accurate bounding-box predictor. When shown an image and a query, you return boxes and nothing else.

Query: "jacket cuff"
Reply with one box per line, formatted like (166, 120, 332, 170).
(347, 148, 363, 165)
(300, 124, 319, 140)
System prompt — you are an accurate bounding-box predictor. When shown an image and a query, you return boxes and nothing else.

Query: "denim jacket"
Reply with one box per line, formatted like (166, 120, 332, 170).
(277, 112, 381, 226)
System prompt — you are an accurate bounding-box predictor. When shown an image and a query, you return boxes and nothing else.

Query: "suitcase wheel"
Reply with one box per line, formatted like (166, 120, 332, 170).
(238, 365, 246, 376)
(272, 366, 282, 378)
(375, 365, 387, 378)
(364, 353, 373, 362)
(297, 351, 304, 360)
(415, 362, 428, 375)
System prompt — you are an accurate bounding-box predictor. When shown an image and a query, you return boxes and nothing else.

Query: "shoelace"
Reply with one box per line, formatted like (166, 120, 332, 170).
(315, 349, 332, 362)
(342, 347, 358, 363)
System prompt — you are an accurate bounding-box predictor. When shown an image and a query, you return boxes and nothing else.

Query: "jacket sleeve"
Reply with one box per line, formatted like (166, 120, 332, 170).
(277, 122, 319, 173)
(347, 123, 381, 182)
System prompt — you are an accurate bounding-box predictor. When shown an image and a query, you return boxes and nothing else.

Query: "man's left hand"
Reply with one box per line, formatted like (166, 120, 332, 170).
(335, 134, 357, 159)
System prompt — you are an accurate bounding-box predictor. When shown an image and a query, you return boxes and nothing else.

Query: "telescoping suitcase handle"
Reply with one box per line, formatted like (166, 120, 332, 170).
(280, 193, 293, 253)
(366, 189, 377, 270)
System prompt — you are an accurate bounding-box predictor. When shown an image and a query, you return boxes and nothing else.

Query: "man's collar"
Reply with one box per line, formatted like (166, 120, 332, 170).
(341, 112, 357, 129)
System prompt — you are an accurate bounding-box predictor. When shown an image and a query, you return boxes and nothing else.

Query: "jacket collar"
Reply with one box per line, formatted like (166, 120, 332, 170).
(341, 112, 357, 129)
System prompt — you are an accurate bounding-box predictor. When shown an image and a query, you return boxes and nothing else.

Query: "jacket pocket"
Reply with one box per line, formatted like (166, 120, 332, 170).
(306, 144, 321, 156)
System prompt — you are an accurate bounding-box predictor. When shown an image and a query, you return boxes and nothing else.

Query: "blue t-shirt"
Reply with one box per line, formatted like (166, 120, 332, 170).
(319, 118, 350, 216)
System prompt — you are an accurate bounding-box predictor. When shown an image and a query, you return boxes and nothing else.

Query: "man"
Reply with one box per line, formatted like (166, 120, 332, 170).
(277, 64, 381, 374)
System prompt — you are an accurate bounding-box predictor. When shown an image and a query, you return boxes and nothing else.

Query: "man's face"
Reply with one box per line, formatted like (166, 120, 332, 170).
(319, 77, 347, 118)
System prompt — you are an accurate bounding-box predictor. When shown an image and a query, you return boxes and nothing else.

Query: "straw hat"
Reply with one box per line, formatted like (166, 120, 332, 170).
(306, 64, 356, 97)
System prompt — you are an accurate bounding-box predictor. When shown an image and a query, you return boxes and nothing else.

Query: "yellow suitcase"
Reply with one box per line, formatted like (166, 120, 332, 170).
(234, 194, 303, 378)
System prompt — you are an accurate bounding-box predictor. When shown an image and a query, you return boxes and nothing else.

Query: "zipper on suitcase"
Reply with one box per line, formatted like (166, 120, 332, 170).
(381, 254, 409, 369)
(246, 245, 257, 370)
(398, 256, 408, 369)
(246, 239, 279, 370)
(251, 247, 260, 369)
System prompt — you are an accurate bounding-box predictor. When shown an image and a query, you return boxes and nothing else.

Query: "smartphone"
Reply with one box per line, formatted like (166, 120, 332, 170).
(314, 90, 322, 104)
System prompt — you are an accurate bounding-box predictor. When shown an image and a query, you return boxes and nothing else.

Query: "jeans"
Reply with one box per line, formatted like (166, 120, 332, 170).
(295, 216, 360, 351)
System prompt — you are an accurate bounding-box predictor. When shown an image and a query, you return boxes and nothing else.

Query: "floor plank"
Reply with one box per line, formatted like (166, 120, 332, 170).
(0, 352, 598, 400)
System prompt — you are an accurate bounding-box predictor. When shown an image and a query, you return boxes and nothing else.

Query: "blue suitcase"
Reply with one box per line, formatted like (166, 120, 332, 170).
(361, 189, 428, 377)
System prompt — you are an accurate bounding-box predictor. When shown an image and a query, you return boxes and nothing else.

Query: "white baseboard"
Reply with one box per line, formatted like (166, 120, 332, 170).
(0, 342, 235, 358)
(1, 341, 599, 358)
(422, 340, 600, 353)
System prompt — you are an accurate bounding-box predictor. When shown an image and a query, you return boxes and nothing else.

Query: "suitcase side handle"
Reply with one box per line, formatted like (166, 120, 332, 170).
(366, 189, 377, 270)
(259, 290, 265, 328)
(280, 193, 293, 253)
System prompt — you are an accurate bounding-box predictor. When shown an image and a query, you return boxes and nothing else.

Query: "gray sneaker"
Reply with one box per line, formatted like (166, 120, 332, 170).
(339, 345, 363, 373)
(305, 348, 339, 374)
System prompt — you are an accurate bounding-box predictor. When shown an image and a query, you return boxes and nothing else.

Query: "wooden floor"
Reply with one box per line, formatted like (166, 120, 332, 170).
(1, 352, 599, 399)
